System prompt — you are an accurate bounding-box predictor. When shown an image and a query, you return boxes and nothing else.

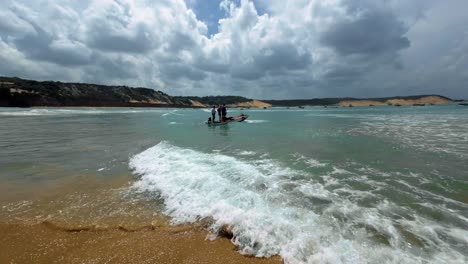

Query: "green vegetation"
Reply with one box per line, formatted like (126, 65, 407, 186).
(0, 76, 190, 107)
(175, 96, 251, 106)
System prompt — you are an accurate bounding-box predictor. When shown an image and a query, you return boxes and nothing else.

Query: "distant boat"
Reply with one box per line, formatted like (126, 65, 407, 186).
(298, 106, 304, 109)
(263, 107, 267, 109)
(459, 103, 468, 106)
(348, 104, 354, 107)
(395, 104, 402, 107)
(413, 104, 425, 106)
(369, 104, 374, 107)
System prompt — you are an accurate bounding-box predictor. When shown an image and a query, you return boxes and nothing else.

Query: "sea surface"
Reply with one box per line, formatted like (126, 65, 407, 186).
(0, 105, 467, 263)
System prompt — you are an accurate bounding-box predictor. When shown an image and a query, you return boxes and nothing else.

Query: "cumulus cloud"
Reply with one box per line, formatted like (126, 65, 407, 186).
(0, 0, 467, 99)
(83, 0, 157, 53)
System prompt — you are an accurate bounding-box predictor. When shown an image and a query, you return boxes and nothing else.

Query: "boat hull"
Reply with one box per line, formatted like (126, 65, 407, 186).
(206, 115, 248, 126)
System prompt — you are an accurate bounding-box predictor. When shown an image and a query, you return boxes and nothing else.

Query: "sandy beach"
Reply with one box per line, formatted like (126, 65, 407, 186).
(0, 222, 281, 264)
(0, 172, 281, 263)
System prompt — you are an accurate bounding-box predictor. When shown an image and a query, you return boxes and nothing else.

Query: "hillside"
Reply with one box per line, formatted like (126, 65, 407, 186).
(0, 76, 272, 108)
(0, 76, 454, 108)
(0, 77, 200, 108)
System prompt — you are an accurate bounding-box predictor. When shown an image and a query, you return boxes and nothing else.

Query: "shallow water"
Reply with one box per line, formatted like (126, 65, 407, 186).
(1, 105, 467, 263)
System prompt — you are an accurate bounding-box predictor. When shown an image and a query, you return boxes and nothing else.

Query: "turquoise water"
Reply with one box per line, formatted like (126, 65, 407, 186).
(0, 105, 467, 263)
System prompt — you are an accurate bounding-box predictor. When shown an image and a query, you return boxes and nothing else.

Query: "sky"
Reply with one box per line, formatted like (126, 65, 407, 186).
(0, 0, 467, 99)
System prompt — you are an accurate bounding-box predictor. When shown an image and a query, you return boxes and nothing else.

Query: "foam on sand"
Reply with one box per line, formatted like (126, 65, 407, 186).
(129, 142, 467, 264)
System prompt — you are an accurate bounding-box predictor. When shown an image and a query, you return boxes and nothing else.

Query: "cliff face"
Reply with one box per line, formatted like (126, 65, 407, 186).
(0, 77, 199, 108)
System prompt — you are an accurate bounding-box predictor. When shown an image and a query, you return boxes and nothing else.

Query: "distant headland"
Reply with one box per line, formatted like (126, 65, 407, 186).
(0, 76, 455, 108)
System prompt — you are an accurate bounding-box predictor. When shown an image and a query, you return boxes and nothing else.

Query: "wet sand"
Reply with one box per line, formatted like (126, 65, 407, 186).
(0, 173, 281, 263)
(0, 222, 281, 264)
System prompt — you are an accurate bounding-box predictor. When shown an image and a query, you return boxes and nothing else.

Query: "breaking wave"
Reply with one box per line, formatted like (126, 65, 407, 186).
(129, 142, 467, 263)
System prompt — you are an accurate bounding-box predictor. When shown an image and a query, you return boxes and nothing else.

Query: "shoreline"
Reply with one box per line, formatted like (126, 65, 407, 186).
(0, 222, 282, 264)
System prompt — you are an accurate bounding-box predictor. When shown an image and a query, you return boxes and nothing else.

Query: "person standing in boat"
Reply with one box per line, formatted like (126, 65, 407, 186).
(211, 106, 217, 122)
(221, 104, 227, 121)
(217, 105, 222, 122)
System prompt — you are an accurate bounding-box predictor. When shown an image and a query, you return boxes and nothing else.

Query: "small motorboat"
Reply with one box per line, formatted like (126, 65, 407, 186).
(206, 114, 249, 126)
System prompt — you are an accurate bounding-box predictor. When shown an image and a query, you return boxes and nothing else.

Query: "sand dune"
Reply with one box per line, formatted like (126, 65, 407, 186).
(234, 100, 272, 108)
(339, 96, 452, 107)
(189, 100, 206, 107)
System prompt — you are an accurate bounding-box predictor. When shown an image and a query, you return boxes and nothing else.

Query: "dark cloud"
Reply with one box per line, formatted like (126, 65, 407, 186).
(85, 55, 138, 80)
(14, 32, 91, 66)
(323, 67, 362, 82)
(160, 63, 207, 81)
(0, 10, 33, 36)
(0, 5, 91, 66)
(86, 22, 156, 54)
(165, 31, 197, 53)
(321, 11, 410, 56)
(230, 63, 264, 80)
(195, 59, 230, 74)
(254, 43, 312, 71)
(12, 24, 91, 66)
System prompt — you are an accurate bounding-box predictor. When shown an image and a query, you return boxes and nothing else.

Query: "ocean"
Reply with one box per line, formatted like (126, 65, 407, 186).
(0, 105, 467, 263)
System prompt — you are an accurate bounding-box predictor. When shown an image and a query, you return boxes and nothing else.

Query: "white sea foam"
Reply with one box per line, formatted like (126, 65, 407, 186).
(0, 108, 170, 116)
(348, 113, 468, 158)
(0, 109, 59, 116)
(162, 110, 183, 116)
(129, 142, 467, 263)
(236, 150, 257, 156)
(245, 120, 268, 124)
(292, 153, 328, 168)
(331, 167, 351, 175)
